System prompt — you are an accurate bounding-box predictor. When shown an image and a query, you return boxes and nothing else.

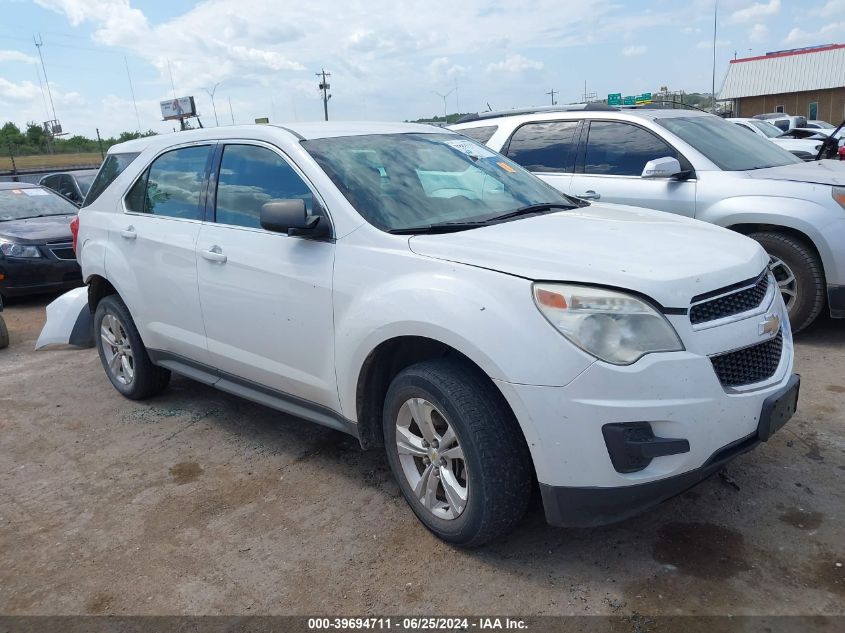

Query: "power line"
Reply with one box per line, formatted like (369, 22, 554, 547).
(125, 56, 141, 132)
(546, 88, 558, 105)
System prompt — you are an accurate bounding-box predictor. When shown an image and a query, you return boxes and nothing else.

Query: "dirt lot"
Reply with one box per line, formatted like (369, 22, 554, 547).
(0, 294, 843, 617)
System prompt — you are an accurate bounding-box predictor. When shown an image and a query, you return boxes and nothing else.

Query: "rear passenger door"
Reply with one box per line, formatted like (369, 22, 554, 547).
(569, 120, 696, 217)
(502, 120, 580, 195)
(111, 143, 213, 365)
(195, 142, 338, 411)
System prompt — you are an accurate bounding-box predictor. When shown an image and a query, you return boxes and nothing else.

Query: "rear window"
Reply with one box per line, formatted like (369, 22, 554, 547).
(456, 125, 498, 144)
(82, 152, 140, 207)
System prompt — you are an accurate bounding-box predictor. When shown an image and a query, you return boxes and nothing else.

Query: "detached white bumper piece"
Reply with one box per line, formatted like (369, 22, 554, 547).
(35, 287, 93, 350)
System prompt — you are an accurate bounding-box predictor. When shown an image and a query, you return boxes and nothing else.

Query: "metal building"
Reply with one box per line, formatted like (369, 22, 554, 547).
(719, 44, 845, 122)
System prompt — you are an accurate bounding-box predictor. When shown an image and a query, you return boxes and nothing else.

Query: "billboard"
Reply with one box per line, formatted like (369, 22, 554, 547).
(160, 96, 196, 121)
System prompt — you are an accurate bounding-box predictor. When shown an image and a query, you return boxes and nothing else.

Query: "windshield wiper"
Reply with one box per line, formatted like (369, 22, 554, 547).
(387, 221, 489, 235)
(484, 202, 575, 223)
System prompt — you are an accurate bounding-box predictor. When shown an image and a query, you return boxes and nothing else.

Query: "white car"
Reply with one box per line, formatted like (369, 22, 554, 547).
(71, 123, 798, 546)
(729, 118, 823, 161)
(752, 113, 807, 132)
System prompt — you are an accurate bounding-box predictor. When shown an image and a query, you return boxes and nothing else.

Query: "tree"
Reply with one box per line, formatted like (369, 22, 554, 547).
(24, 122, 46, 147)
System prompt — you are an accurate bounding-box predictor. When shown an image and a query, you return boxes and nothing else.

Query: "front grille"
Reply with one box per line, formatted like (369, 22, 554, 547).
(710, 331, 783, 388)
(690, 272, 769, 325)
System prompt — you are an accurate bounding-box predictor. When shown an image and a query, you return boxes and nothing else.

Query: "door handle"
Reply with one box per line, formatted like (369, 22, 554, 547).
(576, 190, 601, 201)
(201, 246, 227, 263)
(120, 226, 137, 239)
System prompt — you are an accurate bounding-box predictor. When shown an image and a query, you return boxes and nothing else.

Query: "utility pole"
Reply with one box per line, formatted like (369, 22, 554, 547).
(711, 0, 718, 113)
(203, 82, 221, 126)
(228, 96, 235, 125)
(95, 128, 104, 160)
(432, 88, 455, 124)
(316, 69, 331, 121)
(546, 88, 557, 105)
(33, 34, 57, 123)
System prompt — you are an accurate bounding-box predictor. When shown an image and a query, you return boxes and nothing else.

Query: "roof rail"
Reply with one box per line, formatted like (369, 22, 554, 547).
(455, 103, 617, 124)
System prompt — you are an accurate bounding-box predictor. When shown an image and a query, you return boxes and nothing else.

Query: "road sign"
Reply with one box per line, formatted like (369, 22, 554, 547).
(254, 117, 270, 124)
(635, 92, 653, 104)
(607, 93, 622, 106)
(623, 96, 636, 105)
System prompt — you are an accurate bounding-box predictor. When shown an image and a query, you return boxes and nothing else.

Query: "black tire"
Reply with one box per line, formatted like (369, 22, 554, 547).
(750, 232, 825, 333)
(382, 358, 533, 547)
(94, 295, 170, 399)
(0, 315, 9, 349)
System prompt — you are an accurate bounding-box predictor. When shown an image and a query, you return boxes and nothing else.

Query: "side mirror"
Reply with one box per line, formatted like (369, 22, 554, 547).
(641, 157, 683, 179)
(260, 199, 330, 239)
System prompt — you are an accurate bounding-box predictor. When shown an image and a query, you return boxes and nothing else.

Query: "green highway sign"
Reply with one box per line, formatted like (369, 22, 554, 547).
(623, 96, 636, 105)
(607, 93, 622, 106)
(635, 92, 653, 104)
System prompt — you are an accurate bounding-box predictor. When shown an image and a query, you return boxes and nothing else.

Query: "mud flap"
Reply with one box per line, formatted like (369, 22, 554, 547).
(35, 287, 94, 349)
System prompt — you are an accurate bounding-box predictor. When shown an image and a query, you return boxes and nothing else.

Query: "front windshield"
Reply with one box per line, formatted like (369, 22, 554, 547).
(76, 174, 95, 195)
(0, 187, 78, 221)
(302, 133, 570, 232)
(810, 121, 834, 129)
(657, 115, 802, 171)
(747, 120, 782, 138)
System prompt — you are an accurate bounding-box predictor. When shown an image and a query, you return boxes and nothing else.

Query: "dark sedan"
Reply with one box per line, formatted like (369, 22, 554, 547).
(0, 182, 82, 299)
(39, 169, 98, 206)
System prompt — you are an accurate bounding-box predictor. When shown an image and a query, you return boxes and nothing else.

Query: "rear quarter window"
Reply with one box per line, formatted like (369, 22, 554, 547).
(455, 125, 498, 144)
(82, 152, 140, 207)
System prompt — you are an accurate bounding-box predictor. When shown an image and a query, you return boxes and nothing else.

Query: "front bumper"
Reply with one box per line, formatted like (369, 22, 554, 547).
(539, 374, 799, 527)
(0, 255, 82, 297)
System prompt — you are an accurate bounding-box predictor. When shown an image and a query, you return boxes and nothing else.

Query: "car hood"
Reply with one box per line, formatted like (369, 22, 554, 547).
(408, 204, 768, 309)
(743, 159, 845, 186)
(0, 214, 75, 243)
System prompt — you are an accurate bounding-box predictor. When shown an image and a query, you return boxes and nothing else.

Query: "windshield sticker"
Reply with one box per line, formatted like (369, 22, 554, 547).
(10, 189, 23, 194)
(497, 161, 516, 173)
(444, 139, 497, 160)
(22, 188, 50, 196)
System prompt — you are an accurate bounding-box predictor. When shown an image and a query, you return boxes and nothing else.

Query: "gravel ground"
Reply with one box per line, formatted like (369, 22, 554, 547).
(0, 294, 843, 617)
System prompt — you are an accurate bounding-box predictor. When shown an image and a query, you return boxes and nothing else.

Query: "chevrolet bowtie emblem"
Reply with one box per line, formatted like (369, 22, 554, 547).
(759, 313, 781, 336)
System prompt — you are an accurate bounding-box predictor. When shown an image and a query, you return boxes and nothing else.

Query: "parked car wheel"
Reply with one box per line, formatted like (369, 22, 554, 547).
(94, 295, 170, 399)
(750, 232, 825, 333)
(383, 358, 533, 547)
(0, 315, 8, 349)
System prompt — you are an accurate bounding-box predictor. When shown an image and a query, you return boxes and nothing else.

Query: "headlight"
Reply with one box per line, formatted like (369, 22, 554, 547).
(533, 283, 684, 365)
(0, 239, 42, 258)
(833, 187, 845, 210)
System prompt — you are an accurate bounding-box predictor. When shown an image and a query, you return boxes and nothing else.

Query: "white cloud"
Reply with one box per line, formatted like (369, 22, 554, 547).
(428, 57, 468, 81)
(729, 0, 781, 24)
(748, 23, 768, 42)
(622, 45, 647, 56)
(485, 54, 544, 73)
(0, 50, 38, 65)
(0, 77, 42, 102)
(810, 0, 845, 18)
(697, 39, 731, 49)
(784, 22, 845, 45)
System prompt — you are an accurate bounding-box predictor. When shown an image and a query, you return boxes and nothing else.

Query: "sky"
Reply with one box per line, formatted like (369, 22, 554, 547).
(0, 0, 843, 138)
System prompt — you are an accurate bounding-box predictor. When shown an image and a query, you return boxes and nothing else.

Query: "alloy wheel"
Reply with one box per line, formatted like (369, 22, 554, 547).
(100, 313, 135, 385)
(395, 397, 468, 520)
(769, 256, 797, 312)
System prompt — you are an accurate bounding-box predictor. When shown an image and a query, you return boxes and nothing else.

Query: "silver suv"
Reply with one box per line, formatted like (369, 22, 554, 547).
(451, 105, 845, 331)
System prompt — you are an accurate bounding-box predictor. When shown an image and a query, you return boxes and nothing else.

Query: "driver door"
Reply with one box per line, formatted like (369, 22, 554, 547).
(569, 120, 696, 217)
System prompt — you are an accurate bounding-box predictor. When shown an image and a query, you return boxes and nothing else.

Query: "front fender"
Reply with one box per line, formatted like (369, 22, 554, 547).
(333, 248, 594, 422)
(697, 195, 842, 282)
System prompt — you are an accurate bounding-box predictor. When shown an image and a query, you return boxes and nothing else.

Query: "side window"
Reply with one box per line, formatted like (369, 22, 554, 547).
(505, 121, 579, 173)
(41, 175, 58, 190)
(214, 144, 313, 229)
(583, 121, 678, 177)
(457, 125, 498, 144)
(773, 119, 789, 131)
(58, 175, 79, 202)
(124, 145, 211, 220)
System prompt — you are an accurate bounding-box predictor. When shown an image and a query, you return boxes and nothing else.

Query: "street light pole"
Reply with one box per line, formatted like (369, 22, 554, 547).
(203, 82, 221, 126)
(432, 88, 456, 124)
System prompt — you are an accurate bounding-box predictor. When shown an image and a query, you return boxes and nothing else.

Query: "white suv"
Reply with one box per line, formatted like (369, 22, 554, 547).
(75, 123, 798, 546)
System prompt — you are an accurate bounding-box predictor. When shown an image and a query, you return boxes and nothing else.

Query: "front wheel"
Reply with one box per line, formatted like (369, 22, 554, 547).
(0, 315, 8, 349)
(750, 232, 825, 333)
(383, 359, 533, 547)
